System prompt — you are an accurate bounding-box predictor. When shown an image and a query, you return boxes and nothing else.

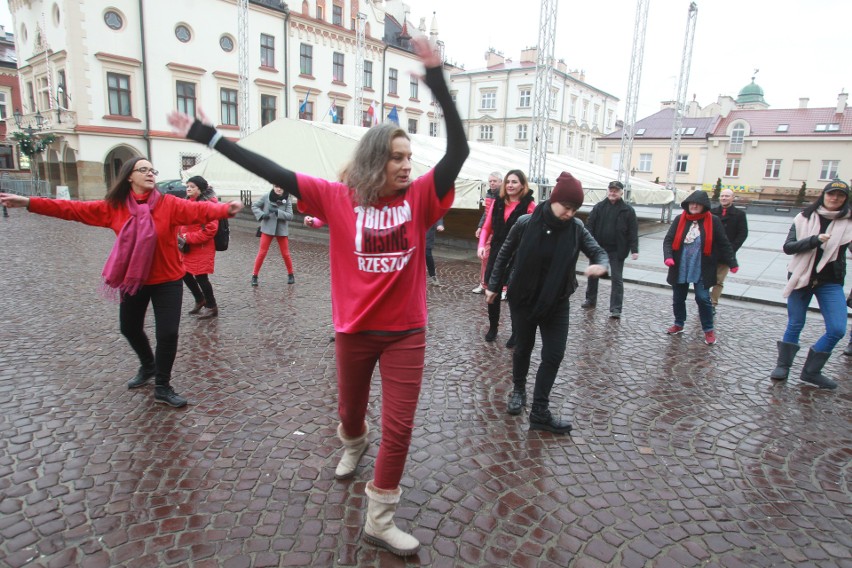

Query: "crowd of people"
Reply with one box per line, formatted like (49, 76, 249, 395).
(1, 34, 850, 560)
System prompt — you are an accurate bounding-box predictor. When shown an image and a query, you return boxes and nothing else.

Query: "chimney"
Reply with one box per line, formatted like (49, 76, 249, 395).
(484, 49, 504, 68)
(520, 48, 537, 64)
(798, 97, 809, 109)
(556, 59, 567, 73)
(836, 92, 848, 114)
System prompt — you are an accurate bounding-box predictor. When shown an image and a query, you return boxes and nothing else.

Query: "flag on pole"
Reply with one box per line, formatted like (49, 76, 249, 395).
(299, 90, 310, 115)
(367, 100, 378, 126)
(328, 99, 338, 123)
(387, 105, 399, 125)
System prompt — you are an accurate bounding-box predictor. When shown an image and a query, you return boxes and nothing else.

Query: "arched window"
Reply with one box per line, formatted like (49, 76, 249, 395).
(729, 123, 745, 154)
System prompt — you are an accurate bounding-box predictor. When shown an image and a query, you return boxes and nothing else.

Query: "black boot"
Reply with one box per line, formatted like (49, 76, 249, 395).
(529, 404, 572, 434)
(799, 348, 837, 389)
(188, 299, 205, 315)
(505, 332, 516, 348)
(507, 387, 526, 415)
(154, 385, 188, 407)
(770, 341, 799, 381)
(127, 365, 155, 389)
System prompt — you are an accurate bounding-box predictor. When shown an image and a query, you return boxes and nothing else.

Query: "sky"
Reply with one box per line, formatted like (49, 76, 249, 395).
(410, 0, 852, 119)
(0, 1, 847, 121)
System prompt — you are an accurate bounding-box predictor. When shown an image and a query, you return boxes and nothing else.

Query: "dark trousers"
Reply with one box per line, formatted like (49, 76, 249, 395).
(425, 247, 436, 277)
(119, 280, 183, 386)
(586, 251, 625, 312)
(183, 272, 217, 307)
(510, 300, 570, 408)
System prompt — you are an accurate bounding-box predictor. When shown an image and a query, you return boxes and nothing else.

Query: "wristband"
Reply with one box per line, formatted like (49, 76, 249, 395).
(208, 131, 223, 149)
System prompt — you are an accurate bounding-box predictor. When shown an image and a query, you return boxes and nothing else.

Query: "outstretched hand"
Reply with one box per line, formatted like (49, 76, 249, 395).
(411, 36, 442, 69)
(226, 201, 244, 217)
(0, 193, 29, 208)
(167, 108, 212, 137)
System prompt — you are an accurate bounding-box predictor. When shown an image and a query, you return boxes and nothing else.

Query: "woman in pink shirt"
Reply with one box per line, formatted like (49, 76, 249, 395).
(479, 169, 535, 344)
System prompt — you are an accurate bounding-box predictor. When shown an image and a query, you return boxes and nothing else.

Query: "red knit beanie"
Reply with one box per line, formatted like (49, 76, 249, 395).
(550, 171, 584, 206)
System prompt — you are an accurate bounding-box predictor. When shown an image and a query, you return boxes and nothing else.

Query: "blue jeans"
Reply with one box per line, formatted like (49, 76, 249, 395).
(671, 280, 714, 332)
(782, 283, 847, 352)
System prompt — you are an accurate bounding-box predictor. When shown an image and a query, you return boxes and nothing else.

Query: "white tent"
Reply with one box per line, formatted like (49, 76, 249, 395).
(184, 118, 686, 209)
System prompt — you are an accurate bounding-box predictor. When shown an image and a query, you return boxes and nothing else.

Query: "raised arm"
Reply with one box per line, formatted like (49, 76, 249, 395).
(167, 111, 301, 199)
(412, 37, 469, 199)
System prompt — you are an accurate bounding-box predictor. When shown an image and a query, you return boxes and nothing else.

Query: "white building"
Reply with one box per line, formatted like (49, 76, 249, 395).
(9, 0, 446, 198)
(450, 48, 619, 164)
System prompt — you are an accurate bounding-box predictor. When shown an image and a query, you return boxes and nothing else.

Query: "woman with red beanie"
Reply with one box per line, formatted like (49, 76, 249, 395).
(0, 158, 242, 407)
(179, 175, 220, 319)
(486, 172, 608, 433)
(662, 190, 737, 345)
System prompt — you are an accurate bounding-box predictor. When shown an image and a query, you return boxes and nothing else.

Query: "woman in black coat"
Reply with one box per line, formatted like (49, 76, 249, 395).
(662, 190, 737, 345)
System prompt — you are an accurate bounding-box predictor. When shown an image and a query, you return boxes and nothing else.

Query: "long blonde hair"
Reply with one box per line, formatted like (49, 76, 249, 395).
(346, 123, 410, 206)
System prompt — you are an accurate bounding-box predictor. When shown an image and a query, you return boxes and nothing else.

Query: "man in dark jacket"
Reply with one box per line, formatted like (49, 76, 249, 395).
(710, 188, 748, 310)
(582, 180, 639, 318)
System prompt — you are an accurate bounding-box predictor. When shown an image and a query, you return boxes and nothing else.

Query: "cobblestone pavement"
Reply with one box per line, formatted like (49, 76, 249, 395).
(1, 212, 850, 568)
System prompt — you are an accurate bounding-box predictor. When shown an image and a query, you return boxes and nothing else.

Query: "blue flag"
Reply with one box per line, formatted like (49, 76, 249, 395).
(299, 90, 310, 115)
(387, 105, 399, 125)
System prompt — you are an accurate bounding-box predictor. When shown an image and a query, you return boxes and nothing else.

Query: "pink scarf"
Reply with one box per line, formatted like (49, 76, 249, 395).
(783, 206, 852, 297)
(101, 190, 160, 301)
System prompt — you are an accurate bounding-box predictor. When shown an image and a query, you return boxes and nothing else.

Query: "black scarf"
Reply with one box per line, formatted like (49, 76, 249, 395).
(269, 189, 287, 205)
(511, 201, 578, 321)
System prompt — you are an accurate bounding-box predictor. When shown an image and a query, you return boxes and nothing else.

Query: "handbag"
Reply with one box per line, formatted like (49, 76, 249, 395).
(177, 235, 189, 253)
(256, 227, 262, 237)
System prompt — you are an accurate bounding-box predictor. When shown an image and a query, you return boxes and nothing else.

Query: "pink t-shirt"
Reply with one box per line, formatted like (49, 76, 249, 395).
(296, 169, 453, 333)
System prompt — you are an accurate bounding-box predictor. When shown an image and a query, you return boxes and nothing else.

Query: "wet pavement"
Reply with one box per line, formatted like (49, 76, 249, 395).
(1, 211, 851, 568)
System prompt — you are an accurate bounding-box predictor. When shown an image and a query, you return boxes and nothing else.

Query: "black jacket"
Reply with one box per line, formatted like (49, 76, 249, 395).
(586, 198, 639, 260)
(489, 214, 609, 303)
(710, 205, 748, 252)
(663, 191, 738, 288)
(783, 220, 848, 285)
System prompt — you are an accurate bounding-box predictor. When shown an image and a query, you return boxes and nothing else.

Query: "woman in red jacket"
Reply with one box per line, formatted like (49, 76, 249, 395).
(0, 158, 242, 408)
(179, 175, 220, 320)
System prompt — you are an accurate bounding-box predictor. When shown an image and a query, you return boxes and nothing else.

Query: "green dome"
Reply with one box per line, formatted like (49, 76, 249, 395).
(736, 80, 766, 104)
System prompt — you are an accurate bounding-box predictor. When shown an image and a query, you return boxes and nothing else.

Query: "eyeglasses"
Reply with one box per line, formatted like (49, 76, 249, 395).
(133, 167, 159, 175)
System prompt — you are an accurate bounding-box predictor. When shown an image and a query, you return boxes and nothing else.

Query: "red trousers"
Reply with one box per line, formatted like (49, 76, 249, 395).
(335, 330, 426, 490)
(253, 234, 293, 275)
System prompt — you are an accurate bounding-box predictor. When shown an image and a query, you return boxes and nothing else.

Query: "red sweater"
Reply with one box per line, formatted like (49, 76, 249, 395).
(29, 195, 231, 285)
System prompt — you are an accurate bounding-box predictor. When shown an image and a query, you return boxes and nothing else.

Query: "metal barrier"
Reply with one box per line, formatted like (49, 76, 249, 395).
(240, 190, 253, 207)
(0, 178, 52, 197)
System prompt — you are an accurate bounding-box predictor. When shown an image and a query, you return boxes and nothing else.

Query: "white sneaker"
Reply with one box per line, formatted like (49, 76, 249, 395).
(471, 285, 484, 294)
(501, 290, 507, 301)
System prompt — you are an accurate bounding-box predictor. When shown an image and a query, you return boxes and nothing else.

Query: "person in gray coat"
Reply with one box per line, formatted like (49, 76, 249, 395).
(251, 185, 295, 286)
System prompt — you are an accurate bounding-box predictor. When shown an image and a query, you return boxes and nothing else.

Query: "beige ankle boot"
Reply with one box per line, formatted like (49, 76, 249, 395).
(364, 481, 420, 556)
(334, 422, 369, 480)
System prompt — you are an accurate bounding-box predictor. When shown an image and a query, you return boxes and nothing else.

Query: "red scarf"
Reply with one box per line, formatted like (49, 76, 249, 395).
(101, 190, 160, 301)
(672, 211, 713, 256)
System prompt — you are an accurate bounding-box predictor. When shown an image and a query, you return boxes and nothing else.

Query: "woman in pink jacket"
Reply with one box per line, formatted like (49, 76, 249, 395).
(179, 176, 219, 319)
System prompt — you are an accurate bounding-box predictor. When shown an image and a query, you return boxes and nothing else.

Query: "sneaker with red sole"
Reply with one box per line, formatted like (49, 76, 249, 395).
(665, 324, 684, 335)
(704, 330, 717, 345)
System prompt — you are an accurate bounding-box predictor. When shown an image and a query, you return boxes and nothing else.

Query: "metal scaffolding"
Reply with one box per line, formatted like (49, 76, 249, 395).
(353, 12, 367, 126)
(664, 2, 699, 211)
(237, 0, 250, 137)
(618, 0, 650, 201)
(528, 0, 559, 193)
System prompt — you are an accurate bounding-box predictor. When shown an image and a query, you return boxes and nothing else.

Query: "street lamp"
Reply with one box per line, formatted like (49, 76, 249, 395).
(10, 108, 55, 196)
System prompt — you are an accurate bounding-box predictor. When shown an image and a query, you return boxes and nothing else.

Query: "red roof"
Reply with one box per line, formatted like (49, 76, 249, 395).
(713, 107, 852, 137)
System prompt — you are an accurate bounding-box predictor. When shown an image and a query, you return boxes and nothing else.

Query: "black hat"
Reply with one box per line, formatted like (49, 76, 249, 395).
(823, 179, 850, 197)
(186, 176, 209, 192)
(608, 180, 624, 190)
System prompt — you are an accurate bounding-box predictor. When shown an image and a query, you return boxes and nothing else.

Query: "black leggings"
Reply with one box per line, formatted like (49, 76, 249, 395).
(119, 279, 183, 386)
(183, 272, 217, 307)
(425, 248, 436, 277)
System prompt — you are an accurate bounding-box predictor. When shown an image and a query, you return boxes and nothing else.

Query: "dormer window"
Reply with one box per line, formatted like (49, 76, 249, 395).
(827, 123, 840, 131)
(776, 124, 788, 132)
(678, 126, 696, 135)
(635, 128, 645, 136)
(815, 124, 827, 131)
